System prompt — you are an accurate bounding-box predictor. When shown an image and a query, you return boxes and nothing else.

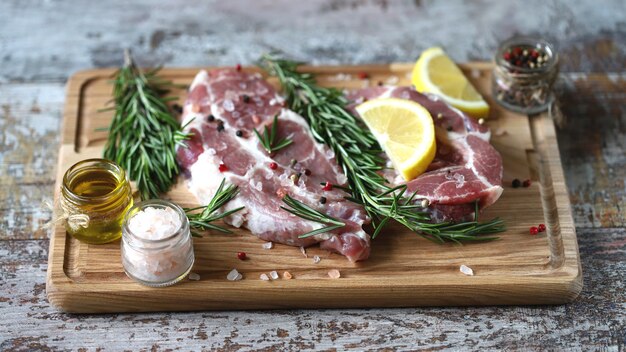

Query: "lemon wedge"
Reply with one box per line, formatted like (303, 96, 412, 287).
(412, 47, 489, 119)
(355, 98, 436, 181)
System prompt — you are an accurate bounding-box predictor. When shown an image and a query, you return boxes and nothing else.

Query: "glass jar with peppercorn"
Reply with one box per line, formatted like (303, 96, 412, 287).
(492, 37, 559, 114)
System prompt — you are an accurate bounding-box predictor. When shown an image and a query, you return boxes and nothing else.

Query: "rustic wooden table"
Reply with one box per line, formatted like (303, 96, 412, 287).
(1, 1, 624, 350)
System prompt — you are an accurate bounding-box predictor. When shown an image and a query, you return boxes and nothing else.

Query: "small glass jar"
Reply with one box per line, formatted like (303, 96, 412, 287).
(492, 37, 559, 114)
(121, 200, 194, 287)
(61, 158, 133, 244)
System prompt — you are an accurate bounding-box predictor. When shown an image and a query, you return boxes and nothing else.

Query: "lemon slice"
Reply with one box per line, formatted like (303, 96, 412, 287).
(355, 98, 436, 181)
(412, 47, 489, 119)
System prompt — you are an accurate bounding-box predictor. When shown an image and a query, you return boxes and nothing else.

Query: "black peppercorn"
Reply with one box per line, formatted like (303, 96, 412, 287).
(512, 179, 521, 188)
(304, 169, 311, 176)
(236, 130, 243, 137)
(242, 95, 250, 103)
(319, 196, 327, 204)
(207, 114, 215, 122)
(172, 104, 183, 114)
(217, 124, 225, 132)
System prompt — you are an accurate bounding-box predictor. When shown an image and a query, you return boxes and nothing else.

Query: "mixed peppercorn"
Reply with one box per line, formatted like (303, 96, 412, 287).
(502, 46, 550, 70)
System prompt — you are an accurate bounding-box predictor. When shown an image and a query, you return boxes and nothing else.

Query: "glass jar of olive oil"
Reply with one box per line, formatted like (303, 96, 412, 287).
(61, 159, 133, 244)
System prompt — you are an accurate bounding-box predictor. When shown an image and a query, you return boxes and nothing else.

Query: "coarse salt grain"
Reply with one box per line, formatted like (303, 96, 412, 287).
(460, 265, 474, 276)
(300, 246, 308, 258)
(227, 269, 241, 281)
(128, 206, 182, 240)
(328, 269, 341, 279)
(494, 128, 508, 137)
(283, 271, 292, 280)
(188, 272, 200, 281)
(313, 255, 321, 264)
(260, 273, 270, 281)
(269, 271, 279, 280)
(262, 242, 273, 249)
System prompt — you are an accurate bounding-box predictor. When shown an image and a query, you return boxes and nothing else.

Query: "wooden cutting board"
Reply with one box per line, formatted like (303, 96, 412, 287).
(46, 63, 582, 313)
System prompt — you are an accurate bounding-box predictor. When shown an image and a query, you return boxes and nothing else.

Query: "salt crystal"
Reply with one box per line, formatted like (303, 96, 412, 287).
(128, 206, 182, 240)
(227, 269, 240, 281)
(256, 85, 269, 95)
(207, 148, 217, 155)
(494, 128, 508, 137)
(283, 271, 292, 280)
(313, 255, 321, 264)
(453, 173, 465, 189)
(262, 242, 273, 249)
(260, 273, 270, 281)
(328, 269, 341, 279)
(385, 76, 399, 85)
(235, 273, 243, 281)
(269, 271, 279, 280)
(188, 272, 200, 281)
(300, 246, 308, 258)
(222, 99, 235, 112)
(460, 265, 474, 276)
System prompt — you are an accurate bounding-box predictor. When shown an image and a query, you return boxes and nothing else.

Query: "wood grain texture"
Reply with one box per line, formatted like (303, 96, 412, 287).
(556, 74, 626, 228)
(2, 229, 624, 351)
(0, 0, 624, 82)
(1, 0, 625, 350)
(44, 64, 582, 313)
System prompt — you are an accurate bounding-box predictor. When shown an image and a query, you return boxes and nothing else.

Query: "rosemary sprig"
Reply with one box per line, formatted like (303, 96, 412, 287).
(185, 179, 245, 237)
(253, 114, 293, 154)
(103, 50, 188, 200)
(260, 54, 505, 242)
(281, 195, 345, 238)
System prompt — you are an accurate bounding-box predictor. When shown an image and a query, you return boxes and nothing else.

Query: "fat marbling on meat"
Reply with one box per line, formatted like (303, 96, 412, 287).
(176, 69, 371, 261)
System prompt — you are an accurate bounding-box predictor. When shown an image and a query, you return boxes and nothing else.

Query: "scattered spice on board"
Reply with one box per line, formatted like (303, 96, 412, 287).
(538, 223, 546, 232)
(262, 242, 273, 249)
(269, 271, 279, 280)
(188, 272, 200, 281)
(313, 255, 321, 264)
(283, 271, 293, 280)
(260, 273, 270, 281)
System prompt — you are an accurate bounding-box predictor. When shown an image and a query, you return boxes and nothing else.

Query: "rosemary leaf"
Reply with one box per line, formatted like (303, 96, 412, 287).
(103, 50, 187, 200)
(253, 114, 293, 154)
(184, 178, 245, 236)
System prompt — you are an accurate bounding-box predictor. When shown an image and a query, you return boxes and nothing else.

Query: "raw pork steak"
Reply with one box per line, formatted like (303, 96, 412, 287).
(347, 86, 503, 221)
(177, 69, 371, 261)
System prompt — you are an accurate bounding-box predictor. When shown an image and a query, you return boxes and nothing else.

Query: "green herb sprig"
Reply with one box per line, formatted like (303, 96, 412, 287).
(185, 178, 245, 236)
(253, 115, 293, 154)
(281, 195, 345, 238)
(259, 54, 505, 243)
(103, 50, 188, 200)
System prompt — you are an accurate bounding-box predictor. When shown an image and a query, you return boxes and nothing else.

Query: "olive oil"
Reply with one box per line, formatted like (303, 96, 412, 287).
(61, 159, 133, 244)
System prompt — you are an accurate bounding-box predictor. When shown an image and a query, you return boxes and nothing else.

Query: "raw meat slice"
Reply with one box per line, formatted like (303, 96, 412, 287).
(177, 69, 371, 261)
(347, 86, 503, 221)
